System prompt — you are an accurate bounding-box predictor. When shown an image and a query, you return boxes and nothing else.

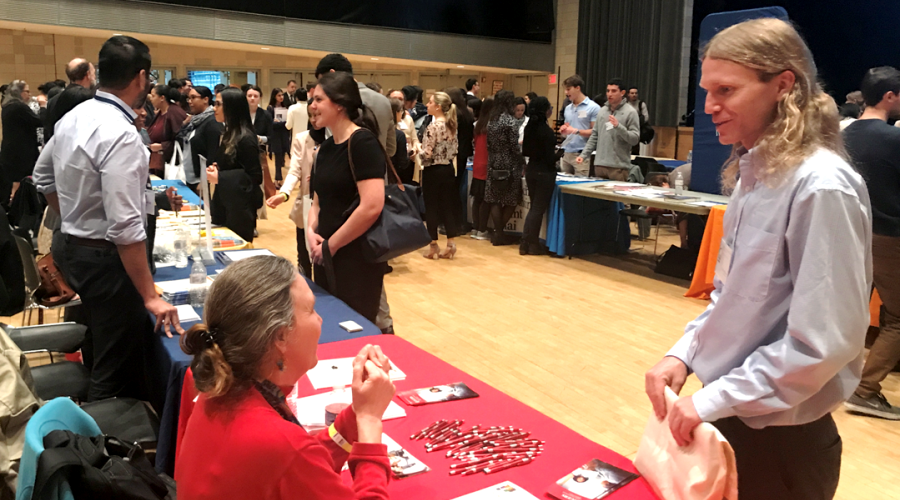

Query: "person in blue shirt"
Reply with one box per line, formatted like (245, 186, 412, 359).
(645, 18, 871, 500)
(557, 75, 600, 176)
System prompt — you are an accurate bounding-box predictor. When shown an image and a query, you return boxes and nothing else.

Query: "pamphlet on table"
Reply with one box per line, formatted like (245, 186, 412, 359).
(398, 382, 479, 406)
(218, 249, 277, 264)
(287, 387, 406, 433)
(452, 481, 540, 499)
(546, 459, 639, 500)
(305, 357, 406, 390)
(175, 304, 201, 323)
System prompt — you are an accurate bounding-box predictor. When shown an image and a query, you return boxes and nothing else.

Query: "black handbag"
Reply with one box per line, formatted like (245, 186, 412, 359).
(489, 169, 512, 190)
(341, 129, 432, 263)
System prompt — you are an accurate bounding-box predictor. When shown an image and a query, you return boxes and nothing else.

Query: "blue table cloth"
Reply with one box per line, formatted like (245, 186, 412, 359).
(152, 249, 381, 474)
(151, 179, 201, 206)
(546, 177, 630, 257)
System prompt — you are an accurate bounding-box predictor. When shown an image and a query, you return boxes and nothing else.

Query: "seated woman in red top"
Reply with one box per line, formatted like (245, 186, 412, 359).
(176, 255, 396, 499)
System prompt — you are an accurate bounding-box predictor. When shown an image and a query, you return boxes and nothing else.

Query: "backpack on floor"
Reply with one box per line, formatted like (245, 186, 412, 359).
(655, 245, 697, 281)
(33, 430, 169, 500)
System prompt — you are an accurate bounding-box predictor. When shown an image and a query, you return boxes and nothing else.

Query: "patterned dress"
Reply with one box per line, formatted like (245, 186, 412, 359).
(485, 113, 525, 207)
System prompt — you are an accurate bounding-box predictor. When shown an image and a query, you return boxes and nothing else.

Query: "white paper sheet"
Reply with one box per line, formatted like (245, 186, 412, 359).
(222, 249, 277, 261)
(175, 304, 201, 323)
(305, 357, 406, 390)
(156, 279, 192, 294)
(686, 200, 726, 208)
(289, 389, 406, 431)
(452, 482, 540, 500)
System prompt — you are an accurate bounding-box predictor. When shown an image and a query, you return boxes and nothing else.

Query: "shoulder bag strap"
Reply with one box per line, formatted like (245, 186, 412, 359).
(346, 128, 406, 191)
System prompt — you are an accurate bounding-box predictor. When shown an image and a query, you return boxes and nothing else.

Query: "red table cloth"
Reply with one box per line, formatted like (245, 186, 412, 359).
(295, 335, 660, 499)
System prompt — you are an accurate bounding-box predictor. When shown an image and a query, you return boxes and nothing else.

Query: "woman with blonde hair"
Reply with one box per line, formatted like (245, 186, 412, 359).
(176, 255, 396, 499)
(421, 91, 460, 259)
(644, 18, 871, 499)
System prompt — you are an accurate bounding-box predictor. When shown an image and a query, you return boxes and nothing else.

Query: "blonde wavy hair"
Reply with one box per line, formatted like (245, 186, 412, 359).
(430, 91, 458, 134)
(703, 18, 845, 192)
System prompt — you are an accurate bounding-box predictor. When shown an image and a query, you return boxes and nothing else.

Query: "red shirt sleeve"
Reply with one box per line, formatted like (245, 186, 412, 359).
(281, 432, 391, 500)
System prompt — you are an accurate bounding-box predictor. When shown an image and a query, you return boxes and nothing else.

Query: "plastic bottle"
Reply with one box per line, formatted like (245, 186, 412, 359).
(675, 172, 684, 196)
(174, 227, 189, 268)
(189, 251, 207, 308)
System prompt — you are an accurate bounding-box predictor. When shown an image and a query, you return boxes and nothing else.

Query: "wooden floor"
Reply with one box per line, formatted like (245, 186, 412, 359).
(5, 163, 900, 498)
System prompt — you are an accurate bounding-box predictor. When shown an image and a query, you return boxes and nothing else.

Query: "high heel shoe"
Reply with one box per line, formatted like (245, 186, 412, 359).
(439, 241, 457, 260)
(423, 242, 441, 260)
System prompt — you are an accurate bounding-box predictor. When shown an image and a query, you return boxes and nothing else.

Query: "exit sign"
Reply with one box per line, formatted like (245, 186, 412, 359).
(548, 74, 557, 85)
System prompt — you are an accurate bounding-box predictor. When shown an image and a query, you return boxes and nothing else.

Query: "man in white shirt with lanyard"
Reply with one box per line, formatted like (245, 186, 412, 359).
(33, 36, 182, 403)
(645, 19, 871, 500)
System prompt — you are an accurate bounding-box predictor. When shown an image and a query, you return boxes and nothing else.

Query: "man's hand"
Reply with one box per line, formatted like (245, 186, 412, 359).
(609, 115, 619, 128)
(575, 156, 584, 164)
(145, 296, 184, 338)
(669, 396, 702, 447)
(266, 193, 286, 209)
(645, 356, 689, 421)
(559, 123, 573, 135)
(165, 186, 183, 212)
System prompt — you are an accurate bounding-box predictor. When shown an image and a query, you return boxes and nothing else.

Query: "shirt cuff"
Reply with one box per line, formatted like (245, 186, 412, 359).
(665, 333, 695, 370)
(333, 404, 360, 444)
(280, 174, 299, 195)
(35, 183, 56, 195)
(691, 383, 736, 422)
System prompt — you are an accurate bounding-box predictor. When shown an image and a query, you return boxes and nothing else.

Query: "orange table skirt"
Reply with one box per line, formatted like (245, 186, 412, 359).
(684, 204, 882, 327)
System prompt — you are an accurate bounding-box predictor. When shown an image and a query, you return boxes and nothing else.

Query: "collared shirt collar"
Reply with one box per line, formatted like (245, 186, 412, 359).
(737, 146, 758, 189)
(94, 90, 138, 122)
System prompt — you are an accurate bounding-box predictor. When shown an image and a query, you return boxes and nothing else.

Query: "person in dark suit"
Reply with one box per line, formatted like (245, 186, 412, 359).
(246, 85, 276, 201)
(206, 88, 263, 243)
(284, 79, 298, 106)
(0, 80, 44, 207)
(44, 58, 96, 142)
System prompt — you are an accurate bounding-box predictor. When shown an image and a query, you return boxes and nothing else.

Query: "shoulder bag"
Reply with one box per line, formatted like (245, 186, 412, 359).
(341, 129, 431, 263)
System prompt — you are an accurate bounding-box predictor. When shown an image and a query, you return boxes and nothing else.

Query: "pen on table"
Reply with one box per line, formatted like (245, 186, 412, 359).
(484, 456, 537, 474)
(411, 419, 446, 440)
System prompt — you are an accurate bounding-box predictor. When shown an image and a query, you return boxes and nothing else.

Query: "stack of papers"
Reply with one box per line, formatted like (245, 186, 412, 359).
(612, 187, 666, 199)
(156, 278, 193, 305)
(175, 304, 201, 323)
(686, 200, 727, 208)
(218, 249, 277, 265)
(288, 389, 406, 434)
(156, 277, 213, 305)
(305, 357, 406, 390)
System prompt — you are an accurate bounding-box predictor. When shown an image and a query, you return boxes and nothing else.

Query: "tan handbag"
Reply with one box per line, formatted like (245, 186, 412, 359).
(34, 254, 76, 307)
(634, 387, 738, 500)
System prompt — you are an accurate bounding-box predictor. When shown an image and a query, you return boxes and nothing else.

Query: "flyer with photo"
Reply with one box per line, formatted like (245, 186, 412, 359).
(383, 434, 430, 479)
(546, 459, 639, 500)
(397, 382, 479, 406)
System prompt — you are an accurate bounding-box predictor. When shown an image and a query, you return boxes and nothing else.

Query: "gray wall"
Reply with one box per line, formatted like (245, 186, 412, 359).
(0, 0, 555, 72)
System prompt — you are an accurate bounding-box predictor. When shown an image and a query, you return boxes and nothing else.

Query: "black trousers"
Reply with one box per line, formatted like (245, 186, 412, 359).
(53, 233, 156, 403)
(712, 414, 841, 500)
(295, 226, 312, 279)
(313, 239, 385, 324)
(524, 171, 555, 245)
(422, 164, 461, 240)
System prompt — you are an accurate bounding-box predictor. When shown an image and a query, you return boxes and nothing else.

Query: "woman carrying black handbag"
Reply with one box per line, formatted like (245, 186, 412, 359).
(306, 72, 387, 323)
(485, 90, 525, 246)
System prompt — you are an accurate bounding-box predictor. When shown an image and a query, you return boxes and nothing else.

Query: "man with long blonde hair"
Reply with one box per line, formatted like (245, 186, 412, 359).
(645, 18, 872, 499)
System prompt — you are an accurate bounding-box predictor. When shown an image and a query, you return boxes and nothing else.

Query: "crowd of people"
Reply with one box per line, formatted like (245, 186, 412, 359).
(3, 14, 900, 498)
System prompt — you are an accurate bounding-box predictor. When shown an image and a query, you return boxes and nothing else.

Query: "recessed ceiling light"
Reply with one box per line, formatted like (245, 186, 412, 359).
(457, 65, 465, 68)
(371, 58, 379, 61)
(261, 47, 270, 50)
(113, 33, 122, 36)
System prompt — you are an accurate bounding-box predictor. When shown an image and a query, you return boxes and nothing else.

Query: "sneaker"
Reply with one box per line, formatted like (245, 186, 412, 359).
(474, 231, 490, 240)
(844, 392, 900, 420)
(469, 230, 479, 239)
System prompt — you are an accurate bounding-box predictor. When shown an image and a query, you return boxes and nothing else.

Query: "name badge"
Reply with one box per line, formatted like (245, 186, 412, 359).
(714, 240, 734, 285)
(578, 110, 587, 119)
(605, 122, 614, 131)
(145, 190, 155, 216)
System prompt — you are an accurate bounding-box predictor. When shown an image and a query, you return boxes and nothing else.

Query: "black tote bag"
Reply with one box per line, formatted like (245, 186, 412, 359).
(342, 129, 431, 263)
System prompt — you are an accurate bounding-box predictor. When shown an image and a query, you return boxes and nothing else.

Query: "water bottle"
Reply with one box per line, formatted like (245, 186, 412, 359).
(686, 150, 693, 163)
(189, 252, 207, 308)
(174, 228, 189, 268)
(675, 172, 684, 196)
